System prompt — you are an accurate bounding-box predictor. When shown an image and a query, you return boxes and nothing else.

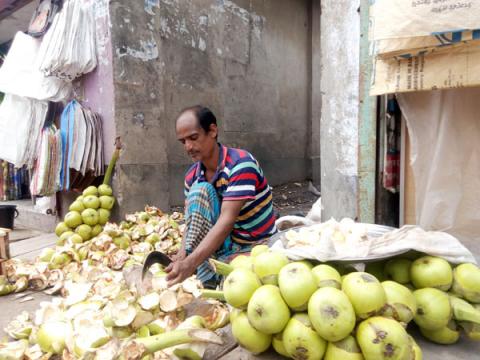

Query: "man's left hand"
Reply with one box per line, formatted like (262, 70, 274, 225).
(165, 257, 196, 286)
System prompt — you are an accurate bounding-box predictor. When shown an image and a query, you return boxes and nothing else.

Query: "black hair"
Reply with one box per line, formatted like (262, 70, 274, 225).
(179, 105, 218, 139)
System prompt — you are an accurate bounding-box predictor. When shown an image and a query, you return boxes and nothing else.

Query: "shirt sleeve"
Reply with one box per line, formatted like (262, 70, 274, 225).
(223, 158, 260, 201)
(184, 164, 197, 198)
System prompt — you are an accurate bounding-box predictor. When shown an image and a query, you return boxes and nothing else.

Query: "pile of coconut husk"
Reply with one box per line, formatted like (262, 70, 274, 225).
(0, 206, 229, 360)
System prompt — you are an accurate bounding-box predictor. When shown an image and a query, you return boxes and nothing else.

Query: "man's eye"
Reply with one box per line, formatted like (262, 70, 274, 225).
(179, 139, 185, 144)
(190, 136, 198, 141)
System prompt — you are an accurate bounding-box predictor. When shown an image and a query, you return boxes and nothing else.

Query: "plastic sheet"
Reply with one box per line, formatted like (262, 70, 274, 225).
(59, 100, 104, 191)
(0, 94, 49, 168)
(397, 88, 480, 246)
(0, 32, 71, 101)
(36, 0, 97, 80)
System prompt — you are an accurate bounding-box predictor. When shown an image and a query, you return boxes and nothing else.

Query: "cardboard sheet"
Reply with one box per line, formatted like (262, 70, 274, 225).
(371, 43, 480, 95)
(371, 0, 480, 41)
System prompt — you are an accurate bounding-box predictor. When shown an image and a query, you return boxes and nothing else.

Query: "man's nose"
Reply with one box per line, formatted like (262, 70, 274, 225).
(185, 141, 193, 151)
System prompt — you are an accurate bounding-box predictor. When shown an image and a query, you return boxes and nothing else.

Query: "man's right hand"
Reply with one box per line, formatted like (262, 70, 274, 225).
(172, 247, 187, 262)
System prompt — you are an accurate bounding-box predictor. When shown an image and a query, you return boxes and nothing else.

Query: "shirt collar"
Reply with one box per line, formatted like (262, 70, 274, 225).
(195, 143, 226, 183)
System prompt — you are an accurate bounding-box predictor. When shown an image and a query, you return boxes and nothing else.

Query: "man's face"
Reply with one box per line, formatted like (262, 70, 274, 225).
(176, 111, 218, 162)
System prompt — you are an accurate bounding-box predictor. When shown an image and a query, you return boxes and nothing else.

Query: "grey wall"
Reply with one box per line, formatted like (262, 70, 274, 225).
(110, 0, 316, 214)
(310, 0, 321, 187)
(320, 0, 360, 220)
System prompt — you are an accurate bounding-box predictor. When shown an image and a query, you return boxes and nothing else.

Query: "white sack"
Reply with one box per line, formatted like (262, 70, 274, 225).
(271, 224, 475, 264)
(0, 32, 71, 101)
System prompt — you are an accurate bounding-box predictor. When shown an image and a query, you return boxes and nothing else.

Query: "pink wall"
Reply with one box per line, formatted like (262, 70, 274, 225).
(81, 0, 115, 163)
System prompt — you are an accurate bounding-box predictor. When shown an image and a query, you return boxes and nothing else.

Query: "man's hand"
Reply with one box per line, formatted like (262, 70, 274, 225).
(171, 247, 187, 262)
(165, 257, 196, 286)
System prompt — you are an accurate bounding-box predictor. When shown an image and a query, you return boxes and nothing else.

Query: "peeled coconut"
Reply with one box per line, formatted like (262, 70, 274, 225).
(278, 262, 317, 310)
(37, 321, 72, 354)
(381, 281, 417, 324)
(333, 263, 357, 275)
(409, 336, 422, 360)
(283, 313, 326, 360)
(324, 335, 364, 360)
(410, 256, 452, 291)
(311, 264, 342, 289)
(297, 260, 314, 269)
(419, 320, 460, 345)
(413, 288, 451, 330)
(247, 285, 290, 334)
(364, 261, 387, 282)
(83, 186, 98, 196)
(223, 268, 261, 309)
(307, 287, 356, 342)
(55, 222, 70, 237)
(271, 332, 289, 358)
(384, 258, 412, 284)
(342, 272, 387, 319)
(452, 263, 480, 303)
(229, 255, 253, 270)
(253, 251, 289, 285)
(231, 311, 271, 354)
(356, 316, 411, 360)
(251, 244, 269, 257)
(458, 321, 480, 341)
(449, 295, 480, 324)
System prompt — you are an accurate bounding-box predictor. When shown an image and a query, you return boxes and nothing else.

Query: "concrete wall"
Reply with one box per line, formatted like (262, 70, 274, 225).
(310, 0, 321, 187)
(320, 0, 360, 220)
(110, 0, 315, 214)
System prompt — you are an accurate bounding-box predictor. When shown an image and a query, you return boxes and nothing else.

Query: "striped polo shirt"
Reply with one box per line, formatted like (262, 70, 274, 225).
(184, 144, 277, 244)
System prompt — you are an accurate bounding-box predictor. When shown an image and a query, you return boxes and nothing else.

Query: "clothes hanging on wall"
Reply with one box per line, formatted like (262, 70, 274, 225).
(60, 100, 104, 191)
(30, 125, 63, 196)
(36, 0, 97, 81)
(0, 161, 30, 201)
(0, 32, 71, 101)
(382, 97, 401, 193)
(0, 94, 49, 169)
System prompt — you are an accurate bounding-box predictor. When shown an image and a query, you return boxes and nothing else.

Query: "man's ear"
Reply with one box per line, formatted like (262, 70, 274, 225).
(209, 124, 218, 139)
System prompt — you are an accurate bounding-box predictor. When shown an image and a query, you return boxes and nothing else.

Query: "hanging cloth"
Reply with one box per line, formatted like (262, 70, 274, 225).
(36, 0, 97, 81)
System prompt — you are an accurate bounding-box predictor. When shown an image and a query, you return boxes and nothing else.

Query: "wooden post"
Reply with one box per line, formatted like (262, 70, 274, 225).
(0, 228, 11, 275)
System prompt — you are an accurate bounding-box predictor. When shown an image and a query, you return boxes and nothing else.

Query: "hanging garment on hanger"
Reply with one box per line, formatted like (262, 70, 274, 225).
(0, 94, 49, 168)
(36, 0, 97, 81)
(59, 100, 104, 191)
(30, 125, 63, 196)
(0, 32, 71, 101)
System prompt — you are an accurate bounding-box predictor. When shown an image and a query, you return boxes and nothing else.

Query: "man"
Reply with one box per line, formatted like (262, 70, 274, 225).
(165, 105, 277, 286)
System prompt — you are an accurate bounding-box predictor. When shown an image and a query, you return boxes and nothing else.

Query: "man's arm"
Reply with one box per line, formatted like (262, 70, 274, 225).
(166, 199, 246, 285)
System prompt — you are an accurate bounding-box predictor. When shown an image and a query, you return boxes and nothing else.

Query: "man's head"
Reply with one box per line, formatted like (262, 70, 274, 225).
(176, 105, 218, 162)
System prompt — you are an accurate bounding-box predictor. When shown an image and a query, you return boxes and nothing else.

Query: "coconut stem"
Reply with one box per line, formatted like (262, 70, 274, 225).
(103, 137, 122, 185)
(208, 259, 233, 276)
(0, 284, 15, 296)
(200, 289, 225, 301)
(135, 328, 221, 354)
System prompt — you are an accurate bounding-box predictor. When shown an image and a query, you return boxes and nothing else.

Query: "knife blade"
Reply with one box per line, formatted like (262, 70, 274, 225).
(142, 251, 173, 280)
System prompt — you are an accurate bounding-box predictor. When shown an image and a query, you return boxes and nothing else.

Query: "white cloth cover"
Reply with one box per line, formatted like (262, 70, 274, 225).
(0, 94, 49, 168)
(36, 0, 97, 80)
(0, 32, 71, 101)
(397, 88, 480, 246)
